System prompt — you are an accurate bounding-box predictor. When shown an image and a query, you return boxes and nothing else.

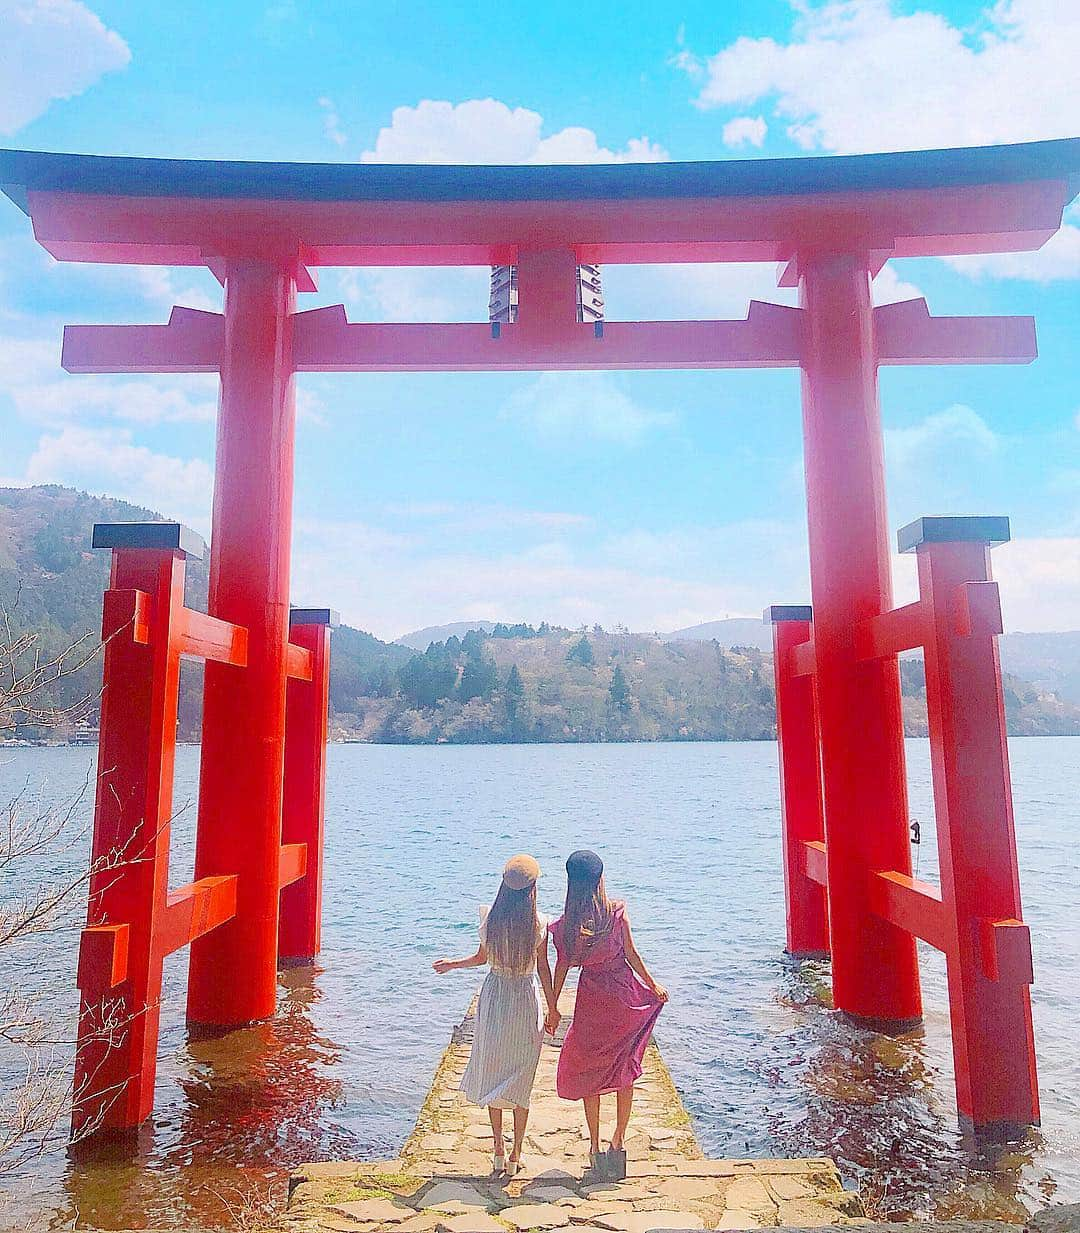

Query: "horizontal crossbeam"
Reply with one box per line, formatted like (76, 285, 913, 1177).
(980, 918, 1034, 984)
(102, 588, 150, 644)
(286, 641, 313, 681)
(869, 870, 949, 952)
(801, 840, 828, 887)
(159, 875, 238, 957)
(789, 637, 816, 678)
(177, 608, 248, 666)
(75, 875, 239, 992)
(291, 301, 805, 371)
(76, 923, 130, 991)
(59, 296, 1038, 376)
(278, 842, 308, 889)
(856, 600, 928, 660)
(874, 298, 1036, 365)
(63, 306, 223, 373)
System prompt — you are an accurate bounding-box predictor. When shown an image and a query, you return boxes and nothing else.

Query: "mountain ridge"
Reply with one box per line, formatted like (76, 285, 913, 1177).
(3, 485, 1079, 743)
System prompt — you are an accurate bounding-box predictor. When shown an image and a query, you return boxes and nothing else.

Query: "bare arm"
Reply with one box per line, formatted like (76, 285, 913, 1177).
(536, 932, 559, 1033)
(433, 943, 487, 974)
(552, 953, 571, 1005)
(623, 920, 668, 1002)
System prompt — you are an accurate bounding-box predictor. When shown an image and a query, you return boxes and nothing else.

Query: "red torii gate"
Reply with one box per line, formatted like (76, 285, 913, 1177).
(0, 138, 1076, 1140)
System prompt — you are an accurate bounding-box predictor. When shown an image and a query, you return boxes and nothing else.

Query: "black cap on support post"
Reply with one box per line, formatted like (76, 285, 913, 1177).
(289, 607, 340, 628)
(764, 604, 813, 624)
(897, 515, 1011, 554)
(92, 521, 206, 559)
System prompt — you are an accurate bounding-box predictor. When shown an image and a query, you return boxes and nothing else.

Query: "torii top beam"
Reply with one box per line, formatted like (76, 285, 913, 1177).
(1, 139, 1078, 268)
(1, 140, 1076, 375)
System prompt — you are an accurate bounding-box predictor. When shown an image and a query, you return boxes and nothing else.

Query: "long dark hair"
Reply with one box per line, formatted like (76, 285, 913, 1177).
(562, 863, 614, 962)
(485, 879, 540, 973)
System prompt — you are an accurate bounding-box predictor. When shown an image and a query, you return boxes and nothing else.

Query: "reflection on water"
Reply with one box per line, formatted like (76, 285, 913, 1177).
(768, 961, 1042, 1222)
(0, 739, 1077, 1228)
(55, 969, 364, 1229)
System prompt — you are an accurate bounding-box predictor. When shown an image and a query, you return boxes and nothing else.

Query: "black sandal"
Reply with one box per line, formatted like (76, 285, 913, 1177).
(605, 1146, 627, 1180)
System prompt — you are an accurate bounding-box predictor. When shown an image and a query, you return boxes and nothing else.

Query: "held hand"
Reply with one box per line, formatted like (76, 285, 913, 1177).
(433, 959, 455, 975)
(651, 982, 669, 1004)
(544, 1007, 562, 1035)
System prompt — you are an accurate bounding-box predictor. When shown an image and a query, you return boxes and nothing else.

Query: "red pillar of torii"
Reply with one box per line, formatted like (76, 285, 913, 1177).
(1, 138, 1076, 1138)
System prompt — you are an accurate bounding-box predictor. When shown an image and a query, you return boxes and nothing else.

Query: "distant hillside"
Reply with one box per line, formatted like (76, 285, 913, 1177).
(342, 625, 779, 743)
(663, 617, 1080, 707)
(997, 631, 1080, 705)
(340, 624, 1080, 744)
(661, 618, 774, 652)
(395, 620, 497, 651)
(3, 485, 1079, 743)
(0, 486, 408, 740)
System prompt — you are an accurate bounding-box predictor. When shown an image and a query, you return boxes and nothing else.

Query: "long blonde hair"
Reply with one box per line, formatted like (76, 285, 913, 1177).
(485, 880, 540, 972)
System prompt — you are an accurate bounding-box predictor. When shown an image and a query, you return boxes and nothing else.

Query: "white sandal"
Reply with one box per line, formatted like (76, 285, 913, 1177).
(492, 1148, 506, 1175)
(505, 1156, 521, 1178)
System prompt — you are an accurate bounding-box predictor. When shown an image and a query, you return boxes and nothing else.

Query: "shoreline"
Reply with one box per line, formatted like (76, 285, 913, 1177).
(3, 733, 1079, 751)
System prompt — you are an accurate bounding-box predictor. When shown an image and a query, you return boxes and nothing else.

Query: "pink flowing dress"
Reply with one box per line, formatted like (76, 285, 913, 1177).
(550, 903, 664, 1100)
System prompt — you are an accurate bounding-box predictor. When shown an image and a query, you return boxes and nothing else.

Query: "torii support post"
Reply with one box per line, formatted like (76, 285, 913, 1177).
(73, 523, 243, 1136)
(279, 608, 337, 964)
(798, 253, 922, 1028)
(187, 260, 299, 1028)
(766, 605, 829, 957)
(902, 516, 1039, 1132)
(764, 604, 833, 951)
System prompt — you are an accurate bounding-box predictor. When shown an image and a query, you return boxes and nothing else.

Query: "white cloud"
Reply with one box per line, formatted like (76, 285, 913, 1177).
(318, 95, 347, 148)
(360, 98, 666, 165)
(0, 0, 130, 135)
(872, 262, 924, 305)
(333, 266, 488, 323)
(943, 208, 1080, 282)
(885, 404, 999, 472)
(993, 537, 1080, 631)
(344, 99, 663, 322)
(892, 533, 1080, 632)
(0, 329, 218, 427)
(686, 0, 1080, 155)
(722, 115, 767, 148)
(603, 262, 798, 321)
(290, 513, 806, 640)
(602, 257, 919, 322)
(14, 426, 213, 528)
(503, 372, 676, 447)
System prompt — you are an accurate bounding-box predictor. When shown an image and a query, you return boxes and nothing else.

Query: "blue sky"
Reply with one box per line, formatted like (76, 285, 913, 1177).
(1, 0, 1078, 638)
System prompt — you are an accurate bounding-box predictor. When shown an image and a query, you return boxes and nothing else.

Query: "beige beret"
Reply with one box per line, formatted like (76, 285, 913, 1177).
(502, 853, 540, 891)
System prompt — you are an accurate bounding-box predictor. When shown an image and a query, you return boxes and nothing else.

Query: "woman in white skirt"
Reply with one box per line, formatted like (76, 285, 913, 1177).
(434, 854, 557, 1176)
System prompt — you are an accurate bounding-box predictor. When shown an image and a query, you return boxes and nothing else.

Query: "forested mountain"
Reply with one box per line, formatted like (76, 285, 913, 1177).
(2, 485, 1079, 744)
(663, 620, 1080, 703)
(0, 486, 409, 740)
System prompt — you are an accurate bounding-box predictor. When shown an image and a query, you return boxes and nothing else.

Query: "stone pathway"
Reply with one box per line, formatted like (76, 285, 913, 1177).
(286, 992, 864, 1233)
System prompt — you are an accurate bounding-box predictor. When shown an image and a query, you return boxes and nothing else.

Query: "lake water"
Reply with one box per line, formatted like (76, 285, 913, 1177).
(1, 739, 1078, 1229)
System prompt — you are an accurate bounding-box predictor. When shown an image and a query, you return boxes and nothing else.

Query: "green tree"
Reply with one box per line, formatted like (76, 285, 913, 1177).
(461, 628, 485, 657)
(566, 634, 594, 667)
(399, 642, 458, 708)
(459, 652, 498, 701)
(609, 663, 631, 713)
(506, 664, 525, 698)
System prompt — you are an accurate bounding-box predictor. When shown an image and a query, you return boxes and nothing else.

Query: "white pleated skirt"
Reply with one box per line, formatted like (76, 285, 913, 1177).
(460, 969, 545, 1109)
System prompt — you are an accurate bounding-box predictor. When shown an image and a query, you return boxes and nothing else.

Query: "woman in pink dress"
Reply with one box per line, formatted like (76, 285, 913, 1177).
(548, 850, 668, 1179)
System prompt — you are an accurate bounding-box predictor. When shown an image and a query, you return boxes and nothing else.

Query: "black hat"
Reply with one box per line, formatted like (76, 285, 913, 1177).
(566, 849, 603, 883)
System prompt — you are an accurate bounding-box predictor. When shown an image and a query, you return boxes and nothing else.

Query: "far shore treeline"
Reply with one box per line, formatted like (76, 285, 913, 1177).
(3, 484, 1080, 744)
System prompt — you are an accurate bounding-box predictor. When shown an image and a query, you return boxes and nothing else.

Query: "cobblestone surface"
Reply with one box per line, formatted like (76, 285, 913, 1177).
(286, 993, 860, 1233)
